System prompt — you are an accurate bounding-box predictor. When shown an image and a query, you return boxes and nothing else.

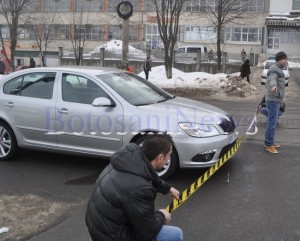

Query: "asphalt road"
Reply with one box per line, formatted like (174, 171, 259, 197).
(0, 68, 300, 241)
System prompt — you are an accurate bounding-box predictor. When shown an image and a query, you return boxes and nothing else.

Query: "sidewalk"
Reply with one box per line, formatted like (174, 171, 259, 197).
(27, 203, 90, 241)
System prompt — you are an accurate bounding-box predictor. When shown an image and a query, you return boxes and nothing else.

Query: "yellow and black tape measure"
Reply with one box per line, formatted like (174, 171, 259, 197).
(166, 135, 246, 213)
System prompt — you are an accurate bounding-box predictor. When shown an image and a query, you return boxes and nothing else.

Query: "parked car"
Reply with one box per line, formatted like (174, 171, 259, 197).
(175, 45, 208, 54)
(175, 46, 209, 63)
(261, 59, 291, 86)
(0, 67, 237, 179)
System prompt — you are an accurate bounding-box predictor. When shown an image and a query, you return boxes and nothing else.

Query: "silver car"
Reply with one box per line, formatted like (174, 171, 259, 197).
(0, 67, 237, 179)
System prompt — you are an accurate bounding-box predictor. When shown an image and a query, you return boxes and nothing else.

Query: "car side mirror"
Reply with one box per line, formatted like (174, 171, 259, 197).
(92, 97, 114, 107)
(261, 66, 264, 69)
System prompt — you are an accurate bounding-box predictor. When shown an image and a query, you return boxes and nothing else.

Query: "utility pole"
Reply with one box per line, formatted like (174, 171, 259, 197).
(116, 1, 133, 70)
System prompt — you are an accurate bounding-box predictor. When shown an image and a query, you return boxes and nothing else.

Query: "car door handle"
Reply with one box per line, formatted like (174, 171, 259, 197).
(5, 102, 14, 108)
(57, 108, 69, 114)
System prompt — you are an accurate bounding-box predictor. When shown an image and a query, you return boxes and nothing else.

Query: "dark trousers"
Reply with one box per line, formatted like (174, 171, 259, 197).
(144, 70, 149, 80)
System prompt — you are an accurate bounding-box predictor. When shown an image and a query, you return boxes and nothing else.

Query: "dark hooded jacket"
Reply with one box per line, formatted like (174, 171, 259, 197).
(85, 143, 171, 241)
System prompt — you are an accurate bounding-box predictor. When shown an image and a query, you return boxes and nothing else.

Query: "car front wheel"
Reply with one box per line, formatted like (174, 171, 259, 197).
(134, 135, 179, 179)
(0, 122, 18, 161)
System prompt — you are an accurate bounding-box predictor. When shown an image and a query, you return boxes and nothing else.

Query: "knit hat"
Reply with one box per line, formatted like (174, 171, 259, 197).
(275, 51, 288, 62)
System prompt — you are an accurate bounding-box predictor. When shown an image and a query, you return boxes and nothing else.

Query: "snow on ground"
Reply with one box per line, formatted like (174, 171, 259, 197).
(138, 65, 237, 91)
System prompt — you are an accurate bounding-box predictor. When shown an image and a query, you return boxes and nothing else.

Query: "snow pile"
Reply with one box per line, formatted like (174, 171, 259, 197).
(90, 39, 146, 58)
(138, 66, 255, 97)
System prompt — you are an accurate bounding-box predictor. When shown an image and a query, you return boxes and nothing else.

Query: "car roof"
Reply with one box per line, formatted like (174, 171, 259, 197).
(177, 46, 205, 48)
(6, 66, 124, 78)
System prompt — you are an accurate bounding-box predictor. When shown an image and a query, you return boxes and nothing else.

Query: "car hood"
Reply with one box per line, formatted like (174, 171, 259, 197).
(137, 96, 228, 124)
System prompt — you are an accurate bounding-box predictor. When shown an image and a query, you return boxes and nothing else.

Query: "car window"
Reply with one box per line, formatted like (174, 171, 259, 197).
(97, 72, 173, 106)
(187, 47, 201, 53)
(176, 48, 185, 53)
(62, 73, 109, 104)
(3, 72, 55, 99)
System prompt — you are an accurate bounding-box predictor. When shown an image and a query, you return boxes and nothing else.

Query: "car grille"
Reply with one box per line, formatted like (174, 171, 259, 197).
(217, 115, 235, 134)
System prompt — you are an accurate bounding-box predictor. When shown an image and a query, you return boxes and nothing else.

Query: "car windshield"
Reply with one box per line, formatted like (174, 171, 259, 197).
(265, 62, 288, 70)
(97, 72, 174, 106)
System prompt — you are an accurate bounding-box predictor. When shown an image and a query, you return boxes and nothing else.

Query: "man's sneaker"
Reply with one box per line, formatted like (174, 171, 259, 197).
(265, 143, 280, 148)
(265, 146, 279, 154)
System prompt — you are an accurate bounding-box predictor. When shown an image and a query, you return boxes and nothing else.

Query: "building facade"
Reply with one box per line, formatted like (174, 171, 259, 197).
(0, 0, 299, 66)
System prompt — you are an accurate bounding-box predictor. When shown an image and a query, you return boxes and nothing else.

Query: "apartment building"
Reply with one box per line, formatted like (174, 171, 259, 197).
(266, 0, 300, 57)
(1, 0, 299, 66)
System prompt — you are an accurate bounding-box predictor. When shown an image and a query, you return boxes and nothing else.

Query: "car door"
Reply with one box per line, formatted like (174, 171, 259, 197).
(1, 72, 57, 147)
(55, 72, 123, 156)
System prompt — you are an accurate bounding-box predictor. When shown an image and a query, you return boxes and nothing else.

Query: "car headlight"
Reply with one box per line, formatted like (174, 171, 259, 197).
(179, 122, 220, 137)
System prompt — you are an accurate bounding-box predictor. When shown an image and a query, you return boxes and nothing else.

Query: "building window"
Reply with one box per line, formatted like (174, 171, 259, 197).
(185, 0, 218, 12)
(128, 25, 138, 41)
(106, 25, 138, 41)
(44, 25, 69, 40)
(185, 0, 200, 11)
(45, 0, 69, 12)
(145, 25, 161, 49)
(76, 25, 103, 40)
(24, 0, 39, 12)
(18, 26, 36, 39)
(240, 0, 264, 13)
(185, 26, 216, 41)
(225, 27, 262, 43)
(293, 0, 300, 10)
(185, 0, 263, 13)
(0, 26, 10, 39)
(108, 25, 122, 40)
(268, 29, 297, 44)
(75, 0, 104, 11)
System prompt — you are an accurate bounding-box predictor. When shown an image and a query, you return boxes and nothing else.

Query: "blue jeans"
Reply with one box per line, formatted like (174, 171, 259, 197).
(264, 101, 280, 146)
(156, 225, 183, 241)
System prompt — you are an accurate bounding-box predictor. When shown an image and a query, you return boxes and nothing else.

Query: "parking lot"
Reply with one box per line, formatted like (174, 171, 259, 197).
(1, 68, 300, 241)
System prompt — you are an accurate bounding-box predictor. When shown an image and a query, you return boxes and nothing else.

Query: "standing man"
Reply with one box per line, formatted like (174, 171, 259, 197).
(85, 134, 183, 241)
(241, 49, 247, 62)
(29, 57, 36, 68)
(0, 58, 5, 75)
(265, 51, 288, 154)
(144, 56, 152, 80)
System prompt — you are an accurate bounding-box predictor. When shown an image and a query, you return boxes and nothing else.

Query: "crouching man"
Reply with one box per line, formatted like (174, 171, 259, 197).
(85, 133, 183, 241)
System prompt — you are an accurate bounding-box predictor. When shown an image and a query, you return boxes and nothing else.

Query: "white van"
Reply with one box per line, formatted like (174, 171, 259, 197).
(175, 46, 208, 53)
(261, 59, 290, 86)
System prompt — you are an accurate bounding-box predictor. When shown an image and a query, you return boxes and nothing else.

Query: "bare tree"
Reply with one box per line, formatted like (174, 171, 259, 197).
(202, 0, 258, 71)
(28, 12, 56, 67)
(0, 0, 33, 71)
(65, 9, 89, 66)
(150, 0, 186, 79)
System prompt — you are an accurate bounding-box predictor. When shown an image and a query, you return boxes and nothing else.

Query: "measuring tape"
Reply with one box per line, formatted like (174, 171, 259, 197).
(165, 114, 257, 213)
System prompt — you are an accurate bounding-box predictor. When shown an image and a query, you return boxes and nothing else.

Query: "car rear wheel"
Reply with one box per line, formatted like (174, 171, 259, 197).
(134, 134, 179, 179)
(0, 122, 18, 161)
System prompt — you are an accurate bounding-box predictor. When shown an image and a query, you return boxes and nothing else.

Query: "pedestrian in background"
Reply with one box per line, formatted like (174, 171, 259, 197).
(29, 57, 36, 68)
(144, 56, 151, 80)
(264, 51, 288, 154)
(241, 49, 247, 62)
(0, 58, 5, 75)
(85, 133, 183, 241)
(208, 49, 214, 61)
(240, 59, 251, 84)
